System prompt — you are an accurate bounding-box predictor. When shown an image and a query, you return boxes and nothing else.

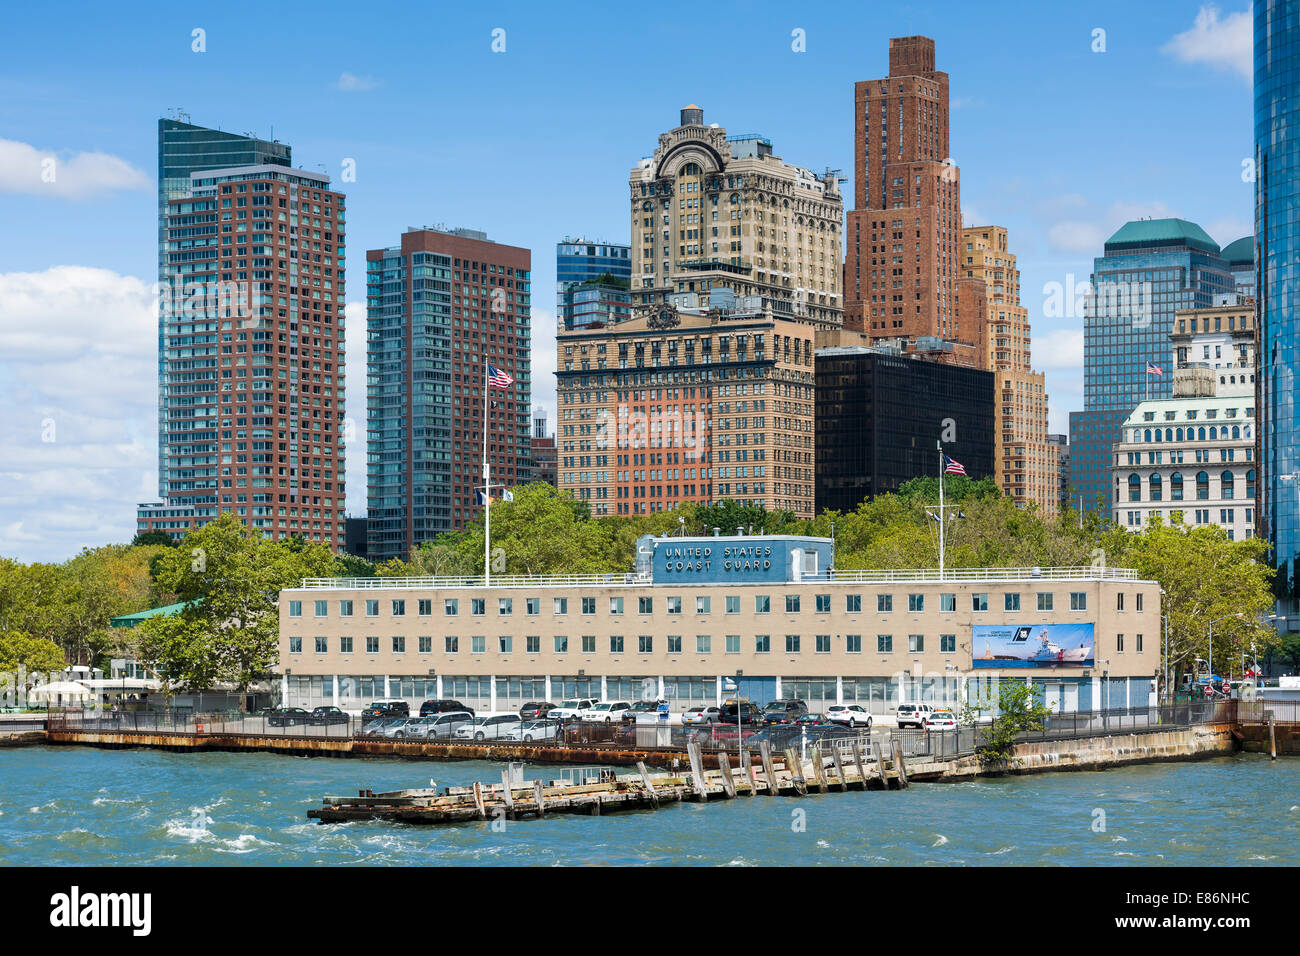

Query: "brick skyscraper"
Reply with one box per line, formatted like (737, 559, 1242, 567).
(138, 142, 347, 548)
(844, 36, 977, 365)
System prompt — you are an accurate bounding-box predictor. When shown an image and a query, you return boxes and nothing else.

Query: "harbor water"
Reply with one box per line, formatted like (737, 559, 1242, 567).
(2, 747, 1296, 866)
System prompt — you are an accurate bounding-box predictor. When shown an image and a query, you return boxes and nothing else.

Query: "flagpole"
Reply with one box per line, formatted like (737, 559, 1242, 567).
(483, 359, 490, 587)
(937, 441, 945, 580)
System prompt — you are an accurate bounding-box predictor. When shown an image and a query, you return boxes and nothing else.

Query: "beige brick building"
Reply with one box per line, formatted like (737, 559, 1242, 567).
(963, 225, 1057, 515)
(279, 534, 1161, 716)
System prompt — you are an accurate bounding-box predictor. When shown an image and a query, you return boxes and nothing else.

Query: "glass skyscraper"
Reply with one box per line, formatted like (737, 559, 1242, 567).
(1068, 219, 1233, 515)
(556, 238, 630, 329)
(1257, 0, 1300, 603)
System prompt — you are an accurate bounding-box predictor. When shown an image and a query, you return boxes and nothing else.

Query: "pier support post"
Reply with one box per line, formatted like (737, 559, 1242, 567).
(871, 740, 888, 788)
(850, 739, 867, 790)
(1269, 717, 1278, 761)
(759, 740, 777, 795)
(636, 761, 659, 805)
(811, 746, 828, 792)
(472, 781, 487, 820)
(784, 747, 807, 795)
(686, 741, 709, 800)
(533, 780, 546, 817)
(717, 751, 737, 798)
(500, 768, 514, 818)
(740, 747, 757, 795)
(829, 744, 847, 791)
(891, 739, 909, 789)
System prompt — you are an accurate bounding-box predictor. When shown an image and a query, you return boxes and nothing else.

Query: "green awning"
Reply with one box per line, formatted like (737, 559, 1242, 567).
(110, 602, 192, 628)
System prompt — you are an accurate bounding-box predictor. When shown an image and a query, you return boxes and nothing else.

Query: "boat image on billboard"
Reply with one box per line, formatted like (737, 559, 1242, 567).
(971, 623, 1095, 668)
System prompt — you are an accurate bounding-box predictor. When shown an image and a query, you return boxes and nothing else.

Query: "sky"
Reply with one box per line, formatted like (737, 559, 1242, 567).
(0, 0, 1255, 563)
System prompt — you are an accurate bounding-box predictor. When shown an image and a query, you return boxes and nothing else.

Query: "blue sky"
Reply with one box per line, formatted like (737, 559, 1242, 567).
(0, 0, 1255, 561)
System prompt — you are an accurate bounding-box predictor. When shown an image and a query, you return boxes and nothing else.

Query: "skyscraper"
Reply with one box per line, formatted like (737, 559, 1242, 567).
(1067, 219, 1233, 514)
(366, 227, 531, 561)
(962, 225, 1055, 514)
(1257, 0, 1300, 610)
(556, 238, 632, 330)
(137, 151, 347, 548)
(844, 36, 979, 365)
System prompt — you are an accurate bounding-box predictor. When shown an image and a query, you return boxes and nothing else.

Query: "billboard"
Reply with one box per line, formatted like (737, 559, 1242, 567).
(970, 623, 1095, 669)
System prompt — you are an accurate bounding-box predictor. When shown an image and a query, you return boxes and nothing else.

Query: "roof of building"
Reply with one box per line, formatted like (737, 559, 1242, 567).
(1120, 393, 1255, 429)
(1221, 236, 1255, 266)
(1104, 218, 1221, 255)
(110, 602, 192, 628)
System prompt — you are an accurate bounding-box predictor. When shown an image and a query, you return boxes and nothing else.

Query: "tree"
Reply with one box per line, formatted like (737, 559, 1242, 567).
(0, 630, 66, 674)
(1100, 516, 1276, 683)
(963, 680, 1051, 765)
(131, 531, 176, 548)
(138, 514, 336, 706)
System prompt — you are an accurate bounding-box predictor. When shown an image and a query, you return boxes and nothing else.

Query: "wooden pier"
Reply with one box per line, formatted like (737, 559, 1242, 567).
(308, 741, 948, 825)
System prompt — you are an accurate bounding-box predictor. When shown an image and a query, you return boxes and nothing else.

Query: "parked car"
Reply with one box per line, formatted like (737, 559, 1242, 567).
(503, 719, 559, 742)
(387, 716, 438, 739)
(422, 711, 475, 739)
(518, 701, 557, 720)
(419, 699, 474, 718)
(718, 699, 764, 724)
(762, 699, 809, 724)
(622, 700, 667, 721)
(923, 710, 958, 731)
(689, 724, 760, 747)
(795, 712, 828, 726)
(453, 713, 524, 740)
(578, 700, 632, 723)
(825, 704, 873, 729)
(547, 698, 597, 720)
(895, 703, 934, 729)
(357, 718, 402, 737)
(308, 705, 350, 726)
(361, 700, 410, 721)
(267, 707, 311, 727)
(682, 705, 721, 725)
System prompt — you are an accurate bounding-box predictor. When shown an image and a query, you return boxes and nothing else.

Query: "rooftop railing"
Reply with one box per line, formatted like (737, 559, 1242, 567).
(295, 566, 1141, 591)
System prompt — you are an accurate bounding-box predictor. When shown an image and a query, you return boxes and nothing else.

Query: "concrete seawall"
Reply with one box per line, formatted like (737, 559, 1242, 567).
(942, 724, 1237, 779)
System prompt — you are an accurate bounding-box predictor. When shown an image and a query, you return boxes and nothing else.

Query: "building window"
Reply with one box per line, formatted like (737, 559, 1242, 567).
(908, 594, 924, 612)
(444, 599, 458, 616)
(366, 636, 379, 654)
(339, 600, 353, 617)
(444, 636, 458, 653)
(289, 636, 302, 653)
(1136, 633, 1144, 653)
(610, 635, 624, 653)
(1116, 633, 1125, 653)
(755, 634, 771, 653)
(846, 594, 862, 613)
(940, 634, 956, 653)
(314, 636, 327, 653)
(972, 593, 988, 612)
(846, 634, 862, 653)
(581, 635, 596, 653)
(1117, 593, 1125, 611)
(1070, 592, 1087, 611)
(877, 594, 893, 612)
(1136, 593, 1144, 612)
(289, 601, 302, 617)
(725, 634, 740, 654)
(908, 634, 924, 653)
(667, 596, 682, 615)
(554, 597, 568, 615)
(366, 600, 379, 617)
(498, 635, 512, 653)
(314, 600, 328, 617)
(939, 593, 955, 612)
(696, 634, 711, 654)
(639, 597, 653, 614)
(755, 595, 771, 613)
(784, 634, 801, 653)
(1004, 593, 1021, 611)
(667, 634, 682, 653)
(554, 635, 569, 653)
(526, 635, 540, 654)
(471, 599, 485, 616)
(340, 636, 353, 654)
(697, 596, 711, 615)
(785, 595, 801, 613)
(498, 598, 512, 615)
(638, 635, 653, 653)
(392, 636, 406, 654)
(1037, 592, 1054, 611)
(877, 634, 893, 653)
(816, 594, 831, 613)
(726, 596, 741, 614)
(419, 599, 432, 615)
(392, 599, 405, 617)
(526, 597, 540, 615)
(815, 634, 831, 653)
(418, 636, 432, 653)
(609, 597, 624, 615)
(581, 597, 596, 615)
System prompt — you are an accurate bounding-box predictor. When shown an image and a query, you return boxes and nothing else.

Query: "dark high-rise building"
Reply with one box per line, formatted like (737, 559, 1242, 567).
(815, 346, 994, 512)
(366, 227, 531, 561)
(557, 239, 632, 330)
(1257, 0, 1300, 614)
(1067, 219, 1233, 514)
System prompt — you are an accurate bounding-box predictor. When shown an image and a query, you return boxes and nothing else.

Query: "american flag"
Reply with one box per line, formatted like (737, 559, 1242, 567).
(1146, 362, 1163, 376)
(943, 454, 967, 477)
(487, 364, 514, 388)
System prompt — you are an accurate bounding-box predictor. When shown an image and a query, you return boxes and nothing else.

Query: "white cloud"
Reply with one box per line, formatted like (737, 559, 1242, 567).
(1046, 221, 1106, 255)
(336, 72, 381, 92)
(1032, 328, 1084, 372)
(0, 139, 149, 199)
(1162, 4, 1253, 82)
(0, 266, 157, 562)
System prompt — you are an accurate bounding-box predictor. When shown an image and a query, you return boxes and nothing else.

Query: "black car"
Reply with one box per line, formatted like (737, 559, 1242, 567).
(519, 700, 557, 720)
(419, 699, 474, 717)
(718, 700, 764, 725)
(267, 707, 311, 727)
(308, 705, 349, 726)
(762, 699, 809, 725)
(361, 700, 410, 720)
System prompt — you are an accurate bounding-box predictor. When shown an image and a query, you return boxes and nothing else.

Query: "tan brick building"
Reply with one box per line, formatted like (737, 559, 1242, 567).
(962, 225, 1057, 515)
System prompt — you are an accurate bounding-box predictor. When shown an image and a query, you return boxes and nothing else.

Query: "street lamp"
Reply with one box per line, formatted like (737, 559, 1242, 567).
(1207, 612, 1243, 683)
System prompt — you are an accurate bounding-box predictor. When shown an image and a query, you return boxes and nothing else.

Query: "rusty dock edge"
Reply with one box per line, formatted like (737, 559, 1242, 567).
(307, 744, 946, 825)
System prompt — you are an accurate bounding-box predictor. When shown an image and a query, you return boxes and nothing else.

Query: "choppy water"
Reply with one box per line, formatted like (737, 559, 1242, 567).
(1, 747, 1296, 865)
